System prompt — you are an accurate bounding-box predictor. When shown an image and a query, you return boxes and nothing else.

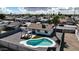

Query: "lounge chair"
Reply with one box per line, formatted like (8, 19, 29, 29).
(21, 34, 30, 39)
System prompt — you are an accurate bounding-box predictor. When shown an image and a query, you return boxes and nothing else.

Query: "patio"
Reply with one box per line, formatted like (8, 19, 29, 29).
(64, 33, 79, 51)
(0, 31, 63, 51)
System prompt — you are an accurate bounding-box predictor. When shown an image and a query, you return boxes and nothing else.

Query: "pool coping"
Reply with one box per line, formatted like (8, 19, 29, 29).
(20, 37, 56, 48)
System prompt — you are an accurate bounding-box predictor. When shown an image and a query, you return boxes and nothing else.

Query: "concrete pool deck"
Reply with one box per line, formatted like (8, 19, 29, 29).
(0, 32, 63, 51)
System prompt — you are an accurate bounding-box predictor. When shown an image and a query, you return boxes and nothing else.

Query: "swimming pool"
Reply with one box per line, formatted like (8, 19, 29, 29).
(20, 37, 56, 48)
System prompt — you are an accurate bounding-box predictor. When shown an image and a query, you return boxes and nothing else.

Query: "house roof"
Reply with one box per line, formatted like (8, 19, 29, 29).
(40, 19, 48, 21)
(7, 22, 21, 27)
(59, 18, 67, 23)
(27, 23, 54, 31)
(5, 16, 14, 20)
(15, 18, 27, 21)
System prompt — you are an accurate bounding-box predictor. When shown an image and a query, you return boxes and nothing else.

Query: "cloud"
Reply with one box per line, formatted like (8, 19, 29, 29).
(0, 7, 77, 14)
(18, 7, 27, 14)
(0, 7, 12, 14)
(0, 7, 57, 14)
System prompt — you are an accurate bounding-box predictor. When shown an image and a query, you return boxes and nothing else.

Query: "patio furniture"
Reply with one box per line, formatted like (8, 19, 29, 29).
(21, 34, 31, 39)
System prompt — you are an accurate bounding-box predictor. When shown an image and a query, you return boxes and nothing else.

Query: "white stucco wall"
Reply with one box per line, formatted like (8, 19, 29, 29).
(75, 29, 79, 41)
(35, 29, 54, 36)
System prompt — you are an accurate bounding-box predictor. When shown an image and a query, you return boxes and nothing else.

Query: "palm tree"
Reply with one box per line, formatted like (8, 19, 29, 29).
(48, 15, 60, 28)
(47, 15, 60, 51)
(47, 19, 52, 24)
(52, 15, 60, 44)
(52, 15, 60, 34)
(52, 15, 60, 26)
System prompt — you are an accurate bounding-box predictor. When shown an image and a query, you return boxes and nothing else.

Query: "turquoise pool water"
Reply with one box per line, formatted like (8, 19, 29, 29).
(20, 37, 56, 48)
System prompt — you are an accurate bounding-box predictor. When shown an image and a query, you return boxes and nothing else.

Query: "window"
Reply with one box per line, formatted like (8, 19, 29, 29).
(42, 24, 46, 28)
(45, 30, 48, 33)
(37, 30, 40, 32)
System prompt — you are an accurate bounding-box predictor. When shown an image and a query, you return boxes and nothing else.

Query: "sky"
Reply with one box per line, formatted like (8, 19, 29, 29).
(0, 0, 79, 7)
(0, 7, 77, 14)
(0, 7, 54, 14)
(0, 7, 27, 14)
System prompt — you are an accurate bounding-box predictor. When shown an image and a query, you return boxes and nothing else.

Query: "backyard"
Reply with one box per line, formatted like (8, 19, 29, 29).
(64, 33, 79, 51)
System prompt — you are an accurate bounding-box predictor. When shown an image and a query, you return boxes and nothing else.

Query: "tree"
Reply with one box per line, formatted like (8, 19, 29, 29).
(48, 20, 52, 24)
(52, 15, 60, 44)
(40, 14, 44, 17)
(52, 15, 60, 26)
(60, 15, 65, 19)
(58, 12, 62, 16)
(0, 14, 5, 19)
(48, 15, 60, 34)
(47, 15, 60, 25)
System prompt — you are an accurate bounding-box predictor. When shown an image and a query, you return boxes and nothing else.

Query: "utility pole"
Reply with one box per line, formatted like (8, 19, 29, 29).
(73, 7, 77, 25)
(73, 8, 75, 21)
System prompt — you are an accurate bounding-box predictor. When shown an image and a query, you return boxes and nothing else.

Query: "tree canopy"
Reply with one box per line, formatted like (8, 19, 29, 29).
(52, 15, 60, 26)
(0, 14, 5, 19)
(48, 15, 60, 26)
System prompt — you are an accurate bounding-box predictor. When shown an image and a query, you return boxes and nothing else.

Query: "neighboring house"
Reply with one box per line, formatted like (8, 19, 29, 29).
(29, 18, 36, 23)
(74, 16, 79, 24)
(40, 18, 49, 23)
(59, 18, 67, 25)
(28, 16, 37, 23)
(27, 23, 54, 36)
(0, 23, 6, 31)
(25, 22, 31, 27)
(15, 17, 37, 23)
(5, 16, 15, 21)
(74, 16, 79, 21)
(59, 17, 75, 25)
(65, 17, 76, 25)
(15, 18, 27, 23)
(23, 16, 29, 19)
(7, 22, 21, 28)
(38, 17, 49, 23)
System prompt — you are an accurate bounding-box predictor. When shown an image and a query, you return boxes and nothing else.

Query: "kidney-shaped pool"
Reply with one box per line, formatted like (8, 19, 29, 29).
(20, 37, 56, 48)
